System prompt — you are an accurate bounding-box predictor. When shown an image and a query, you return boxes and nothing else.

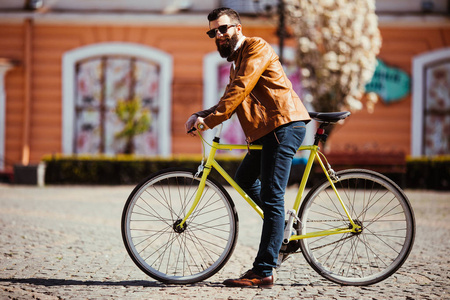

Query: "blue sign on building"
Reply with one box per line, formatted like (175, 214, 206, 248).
(365, 59, 411, 104)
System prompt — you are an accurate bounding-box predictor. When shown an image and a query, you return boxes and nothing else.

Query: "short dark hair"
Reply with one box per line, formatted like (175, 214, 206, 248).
(207, 7, 241, 24)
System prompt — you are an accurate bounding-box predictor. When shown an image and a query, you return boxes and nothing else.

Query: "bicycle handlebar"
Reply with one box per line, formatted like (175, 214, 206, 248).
(187, 124, 205, 134)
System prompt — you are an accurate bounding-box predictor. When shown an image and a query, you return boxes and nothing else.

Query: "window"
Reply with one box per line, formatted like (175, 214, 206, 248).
(75, 56, 160, 154)
(63, 43, 172, 156)
(412, 48, 450, 156)
(203, 54, 246, 149)
(423, 61, 450, 155)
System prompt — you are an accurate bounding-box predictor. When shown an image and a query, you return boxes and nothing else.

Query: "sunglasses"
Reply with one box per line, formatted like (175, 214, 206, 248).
(206, 24, 237, 38)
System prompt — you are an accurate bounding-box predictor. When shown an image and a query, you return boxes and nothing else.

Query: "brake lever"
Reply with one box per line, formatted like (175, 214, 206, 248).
(187, 124, 205, 133)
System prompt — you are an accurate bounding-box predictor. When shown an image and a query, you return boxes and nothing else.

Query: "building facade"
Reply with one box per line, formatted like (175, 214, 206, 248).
(0, 1, 449, 174)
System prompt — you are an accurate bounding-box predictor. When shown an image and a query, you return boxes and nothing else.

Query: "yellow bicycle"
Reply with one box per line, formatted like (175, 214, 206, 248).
(121, 112, 415, 286)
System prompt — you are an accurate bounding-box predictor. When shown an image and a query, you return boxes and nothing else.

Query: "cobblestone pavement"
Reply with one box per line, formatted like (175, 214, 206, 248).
(0, 184, 449, 299)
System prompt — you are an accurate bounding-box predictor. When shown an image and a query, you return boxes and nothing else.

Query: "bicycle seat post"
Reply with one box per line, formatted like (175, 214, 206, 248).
(309, 111, 351, 146)
(313, 123, 329, 146)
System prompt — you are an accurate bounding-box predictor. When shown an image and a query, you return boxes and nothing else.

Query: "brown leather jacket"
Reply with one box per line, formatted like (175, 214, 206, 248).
(195, 37, 310, 143)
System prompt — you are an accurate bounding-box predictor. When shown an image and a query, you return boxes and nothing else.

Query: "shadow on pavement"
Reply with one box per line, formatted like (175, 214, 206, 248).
(0, 278, 165, 287)
(0, 277, 225, 288)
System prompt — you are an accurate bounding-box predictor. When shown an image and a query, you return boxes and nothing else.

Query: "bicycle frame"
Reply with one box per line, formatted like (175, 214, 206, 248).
(178, 127, 361, 241)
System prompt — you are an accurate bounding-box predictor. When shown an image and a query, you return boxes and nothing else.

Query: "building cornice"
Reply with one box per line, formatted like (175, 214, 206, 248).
(0, 12, 449, 28)
(378, 14, 450, 27)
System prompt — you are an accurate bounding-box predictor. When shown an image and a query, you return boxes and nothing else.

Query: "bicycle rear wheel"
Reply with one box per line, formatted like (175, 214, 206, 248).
(121, 168, 238, 284)
(298, 169, 415, 286)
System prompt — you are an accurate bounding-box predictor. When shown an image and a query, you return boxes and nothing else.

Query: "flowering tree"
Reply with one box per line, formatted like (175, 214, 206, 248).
(284, 0, 381, 113)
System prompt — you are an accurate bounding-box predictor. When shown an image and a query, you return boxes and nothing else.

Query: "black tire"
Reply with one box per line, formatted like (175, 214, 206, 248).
(121, 168, 239, 284)
(298, 169, 415, 286)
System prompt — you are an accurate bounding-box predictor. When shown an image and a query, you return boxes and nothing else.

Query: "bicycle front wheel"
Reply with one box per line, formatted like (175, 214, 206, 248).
(298, 169, 415, 286)
(121, 168, 238, 284)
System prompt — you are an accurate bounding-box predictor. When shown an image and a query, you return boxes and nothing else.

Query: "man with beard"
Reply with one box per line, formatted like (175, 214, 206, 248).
(185, 7, 310, 288)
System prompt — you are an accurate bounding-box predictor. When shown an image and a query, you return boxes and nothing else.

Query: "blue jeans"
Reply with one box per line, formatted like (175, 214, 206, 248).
(234, 121, 306, 277)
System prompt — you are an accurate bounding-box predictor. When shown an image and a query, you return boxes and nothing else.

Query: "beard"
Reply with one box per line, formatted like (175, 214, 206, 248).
(216, 33, 239, 58)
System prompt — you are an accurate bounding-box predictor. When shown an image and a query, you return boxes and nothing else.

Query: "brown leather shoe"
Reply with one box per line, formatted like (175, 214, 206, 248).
(223, 270, 274, 288)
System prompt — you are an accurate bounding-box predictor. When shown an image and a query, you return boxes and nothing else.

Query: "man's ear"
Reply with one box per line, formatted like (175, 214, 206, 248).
(236, 24, 243, 35)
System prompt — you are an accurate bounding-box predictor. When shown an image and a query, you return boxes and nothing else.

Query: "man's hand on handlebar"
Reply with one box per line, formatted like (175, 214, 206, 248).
(185, 115, 209, 135)
(194, 117, 208, 132)
(185, 115, 197, 135)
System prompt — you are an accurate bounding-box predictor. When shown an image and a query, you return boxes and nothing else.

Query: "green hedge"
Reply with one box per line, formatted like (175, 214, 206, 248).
(405, 156, 450, 190)
(42, 154, 450, 190)
(42, 154, 244, 186)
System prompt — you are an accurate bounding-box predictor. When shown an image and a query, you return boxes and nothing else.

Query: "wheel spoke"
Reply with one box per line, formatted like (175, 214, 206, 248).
(122, 169, 238, 284)
(299, 170, 415, 286)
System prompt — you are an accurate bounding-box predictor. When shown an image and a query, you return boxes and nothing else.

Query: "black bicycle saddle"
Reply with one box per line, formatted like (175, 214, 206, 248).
(308, 111, 351, 123)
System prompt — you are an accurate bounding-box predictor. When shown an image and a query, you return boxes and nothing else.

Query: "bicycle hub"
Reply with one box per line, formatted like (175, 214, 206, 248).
(173, 219, 187, 233)
(350, 219, 363, 234)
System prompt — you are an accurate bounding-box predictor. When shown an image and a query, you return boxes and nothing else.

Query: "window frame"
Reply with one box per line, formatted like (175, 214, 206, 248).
(412, 47, 450, 156)
(62, 42, 173, 156)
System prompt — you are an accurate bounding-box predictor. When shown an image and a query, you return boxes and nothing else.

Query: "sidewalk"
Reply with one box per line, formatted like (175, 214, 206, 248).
(0, 184, 449, 299)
